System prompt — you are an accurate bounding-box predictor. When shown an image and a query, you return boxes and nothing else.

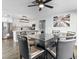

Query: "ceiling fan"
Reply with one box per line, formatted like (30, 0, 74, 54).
(28, 0, 54, 11)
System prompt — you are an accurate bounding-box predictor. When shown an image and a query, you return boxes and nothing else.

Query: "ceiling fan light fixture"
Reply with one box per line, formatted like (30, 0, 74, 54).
(28, 0, 53, 11)
(39, 4, 44, 8)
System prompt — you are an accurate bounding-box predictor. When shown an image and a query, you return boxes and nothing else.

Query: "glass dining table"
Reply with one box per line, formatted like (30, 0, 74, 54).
(23, 34, 56, 59)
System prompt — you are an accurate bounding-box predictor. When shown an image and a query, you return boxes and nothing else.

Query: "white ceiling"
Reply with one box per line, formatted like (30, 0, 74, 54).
(2, 0, 77, 20)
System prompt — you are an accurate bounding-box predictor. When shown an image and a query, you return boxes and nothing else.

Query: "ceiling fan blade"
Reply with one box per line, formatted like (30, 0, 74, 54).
(39, 8, 42, 11)
(43, 0, 52, 3)
(32, 1, 36, 4)
(40, 0, 43, 2)
(36, 0, 40, 3)
(44, 5, 53, 8)
(28, 5, 37, 7)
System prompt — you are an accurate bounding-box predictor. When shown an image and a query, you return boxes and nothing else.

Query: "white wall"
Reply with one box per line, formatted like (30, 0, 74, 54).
(46, 11, 77, 34)
(2, 17, 13, 23)
(7, 10, 76, 34)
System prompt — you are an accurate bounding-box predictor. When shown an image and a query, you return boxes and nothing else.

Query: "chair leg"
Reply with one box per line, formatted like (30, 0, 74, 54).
(73, 53, 75, 59)
(20, 54, 22, 59)
(69, 53, 75, 59)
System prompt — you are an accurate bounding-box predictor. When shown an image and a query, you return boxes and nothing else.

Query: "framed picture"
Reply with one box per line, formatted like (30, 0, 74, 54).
(53, 14, 70, 27)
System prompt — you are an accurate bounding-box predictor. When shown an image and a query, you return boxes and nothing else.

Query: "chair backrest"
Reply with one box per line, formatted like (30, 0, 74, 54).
(56, 38, 76, 59)
(17, 35, 31, 59)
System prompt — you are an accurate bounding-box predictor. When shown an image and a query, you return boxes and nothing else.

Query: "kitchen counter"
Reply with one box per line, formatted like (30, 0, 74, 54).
(13, 30, 39, 42)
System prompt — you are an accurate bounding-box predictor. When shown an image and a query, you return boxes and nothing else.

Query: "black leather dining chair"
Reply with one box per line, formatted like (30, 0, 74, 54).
(17, 35, 45, 59)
